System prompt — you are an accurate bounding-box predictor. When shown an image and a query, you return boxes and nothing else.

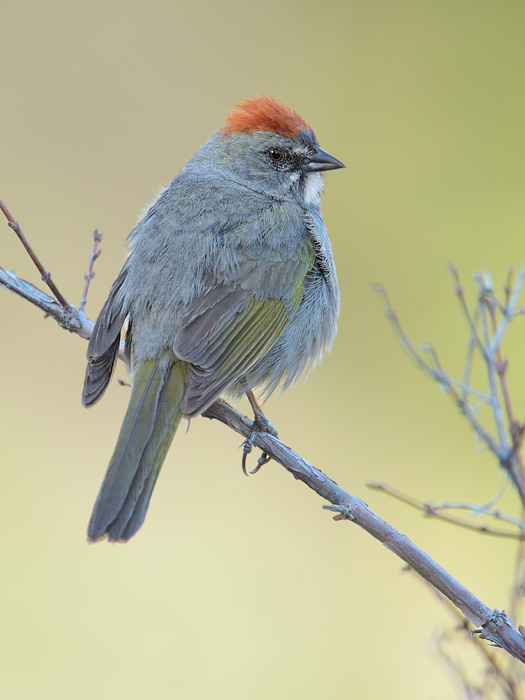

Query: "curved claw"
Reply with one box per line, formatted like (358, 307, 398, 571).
(242, 438, 253, 476)
(240, 388, 278, 475)
(250, 452, 271, 474)
(241, 425, 274, 476)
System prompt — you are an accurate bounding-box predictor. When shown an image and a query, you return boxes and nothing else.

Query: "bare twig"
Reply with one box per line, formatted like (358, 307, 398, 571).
(79, 229, 102, 313)
(375, 265, 525, 682)
(0, 267, 93, 339)
(488, 265, 525, 354)
(478, 273, 509, 453)
(369, 482, 525, 539)
(0, 267, 125, 356)
(449, 262, 486, 357)
(375, 283, 504, 459)
(0, 207, 123, 356)
(437, 503, 525, 530)
(0, 197, 70, 309)
(375, 269, 525, 505)
(486, 274, 525, 499)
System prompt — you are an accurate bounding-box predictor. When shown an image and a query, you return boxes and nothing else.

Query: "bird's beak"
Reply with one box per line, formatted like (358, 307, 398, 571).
(305, 145, 345, 172)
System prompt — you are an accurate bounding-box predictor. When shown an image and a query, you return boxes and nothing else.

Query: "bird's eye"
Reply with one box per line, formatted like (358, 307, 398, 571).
(268, 148, 283, 162)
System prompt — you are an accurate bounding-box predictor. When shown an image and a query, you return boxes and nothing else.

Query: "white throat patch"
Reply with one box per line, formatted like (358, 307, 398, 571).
(302, 172, 324, 206)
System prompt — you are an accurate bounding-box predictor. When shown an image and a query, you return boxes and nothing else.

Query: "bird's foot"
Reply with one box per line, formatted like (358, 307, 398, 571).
(241, 411, 278, 476)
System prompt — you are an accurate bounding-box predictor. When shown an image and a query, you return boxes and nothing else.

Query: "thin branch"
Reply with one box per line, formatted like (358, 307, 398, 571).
(460, 304, 480, 408)
(375, 275, 525, 505)
(449, 262, 486, 358)
(0, 267, 125, 357)
(0, 267, 93, 339)
(79, 229, 102, 313)
(369, 482, 525, 539)
(375, 264, 525, 682)
(487, 270, 525, 500)
(0, 197, 70, 308)
(437, 503, 525, 530)
(478, 273, 509, 453)
(375, 284, 505, 460)
(489, 264, 525, 355)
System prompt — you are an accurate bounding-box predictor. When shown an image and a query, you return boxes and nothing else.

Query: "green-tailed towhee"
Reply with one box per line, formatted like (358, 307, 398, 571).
(82, 95, 344, 542)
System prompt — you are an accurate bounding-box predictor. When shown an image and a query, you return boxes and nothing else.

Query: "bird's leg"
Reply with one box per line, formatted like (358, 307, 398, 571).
(240, 381, 277, 475)
(245, 389, 277, 435)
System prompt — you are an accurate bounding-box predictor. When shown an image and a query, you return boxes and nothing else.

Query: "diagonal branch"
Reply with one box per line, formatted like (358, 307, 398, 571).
(203, 400, 525, 662)
(2, 200, 525, 663)
(0, 197, 70, 308)
(3, 264, 525, 661)
(415, 570, 520, 700)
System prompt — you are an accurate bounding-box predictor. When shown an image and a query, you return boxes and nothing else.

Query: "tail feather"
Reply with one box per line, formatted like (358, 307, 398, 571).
(88, 354, 188, 542)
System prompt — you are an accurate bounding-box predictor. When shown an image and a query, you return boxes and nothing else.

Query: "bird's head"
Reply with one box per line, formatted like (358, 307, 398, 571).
(190, 96, 345, 206)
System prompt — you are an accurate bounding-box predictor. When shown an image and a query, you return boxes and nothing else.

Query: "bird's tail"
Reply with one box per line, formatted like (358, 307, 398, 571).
(88, 352, 188, 542)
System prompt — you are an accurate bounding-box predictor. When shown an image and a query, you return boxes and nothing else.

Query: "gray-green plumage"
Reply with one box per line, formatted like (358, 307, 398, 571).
(87, 355, 187, 541)
(82, 96, 343, 542)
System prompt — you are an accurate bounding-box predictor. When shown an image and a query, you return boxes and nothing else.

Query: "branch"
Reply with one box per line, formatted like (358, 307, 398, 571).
(79, 228, 102, 313)
(3, 203, 525, 664)
(0, 197, 70, 308)
(0, 267, 94, 339)
(375, 271, 525, 505)
(418, 572, 521, 700)
(205, 400, 525, 660)
(369, 481, 525, 539)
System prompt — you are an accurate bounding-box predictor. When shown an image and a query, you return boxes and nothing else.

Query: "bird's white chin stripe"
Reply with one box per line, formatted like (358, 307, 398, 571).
(302, 172, 324, 206)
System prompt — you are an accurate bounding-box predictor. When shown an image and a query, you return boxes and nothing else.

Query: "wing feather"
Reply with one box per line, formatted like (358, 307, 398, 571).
(82, 268, 128, 406)
(174, 289, 288, 417)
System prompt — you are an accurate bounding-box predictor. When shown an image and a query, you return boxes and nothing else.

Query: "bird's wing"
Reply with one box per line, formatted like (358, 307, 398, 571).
(82, 267, 128, 406)
(173, 248, 313, 417)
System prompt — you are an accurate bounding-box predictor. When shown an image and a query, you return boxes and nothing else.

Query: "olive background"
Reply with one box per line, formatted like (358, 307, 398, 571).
(2, 1, 525, 698)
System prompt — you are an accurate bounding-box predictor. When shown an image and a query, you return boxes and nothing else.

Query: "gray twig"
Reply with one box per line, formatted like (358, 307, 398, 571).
(0, 197, 70, 309)
(368, 481, 525, 539)
(79, 229, 103, 313)
(375, 267, 525, 504)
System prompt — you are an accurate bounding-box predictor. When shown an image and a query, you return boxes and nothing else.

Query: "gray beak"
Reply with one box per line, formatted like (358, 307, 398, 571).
(305, 145, 345, 172)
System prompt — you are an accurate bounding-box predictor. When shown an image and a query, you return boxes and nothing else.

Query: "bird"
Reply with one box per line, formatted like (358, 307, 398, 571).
(82, 95, 344, 542)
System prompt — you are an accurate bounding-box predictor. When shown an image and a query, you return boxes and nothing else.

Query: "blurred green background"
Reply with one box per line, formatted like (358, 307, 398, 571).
(2, 1, 525, 698)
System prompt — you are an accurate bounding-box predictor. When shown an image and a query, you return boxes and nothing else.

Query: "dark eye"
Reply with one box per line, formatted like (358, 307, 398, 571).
(268, 148, 283, 162)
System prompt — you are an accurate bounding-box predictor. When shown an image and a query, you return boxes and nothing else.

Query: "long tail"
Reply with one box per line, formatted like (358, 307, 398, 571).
(88, 353, 188, 542)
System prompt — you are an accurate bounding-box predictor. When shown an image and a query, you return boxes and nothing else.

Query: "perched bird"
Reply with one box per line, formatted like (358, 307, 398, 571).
(82, 95, 344, 542)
